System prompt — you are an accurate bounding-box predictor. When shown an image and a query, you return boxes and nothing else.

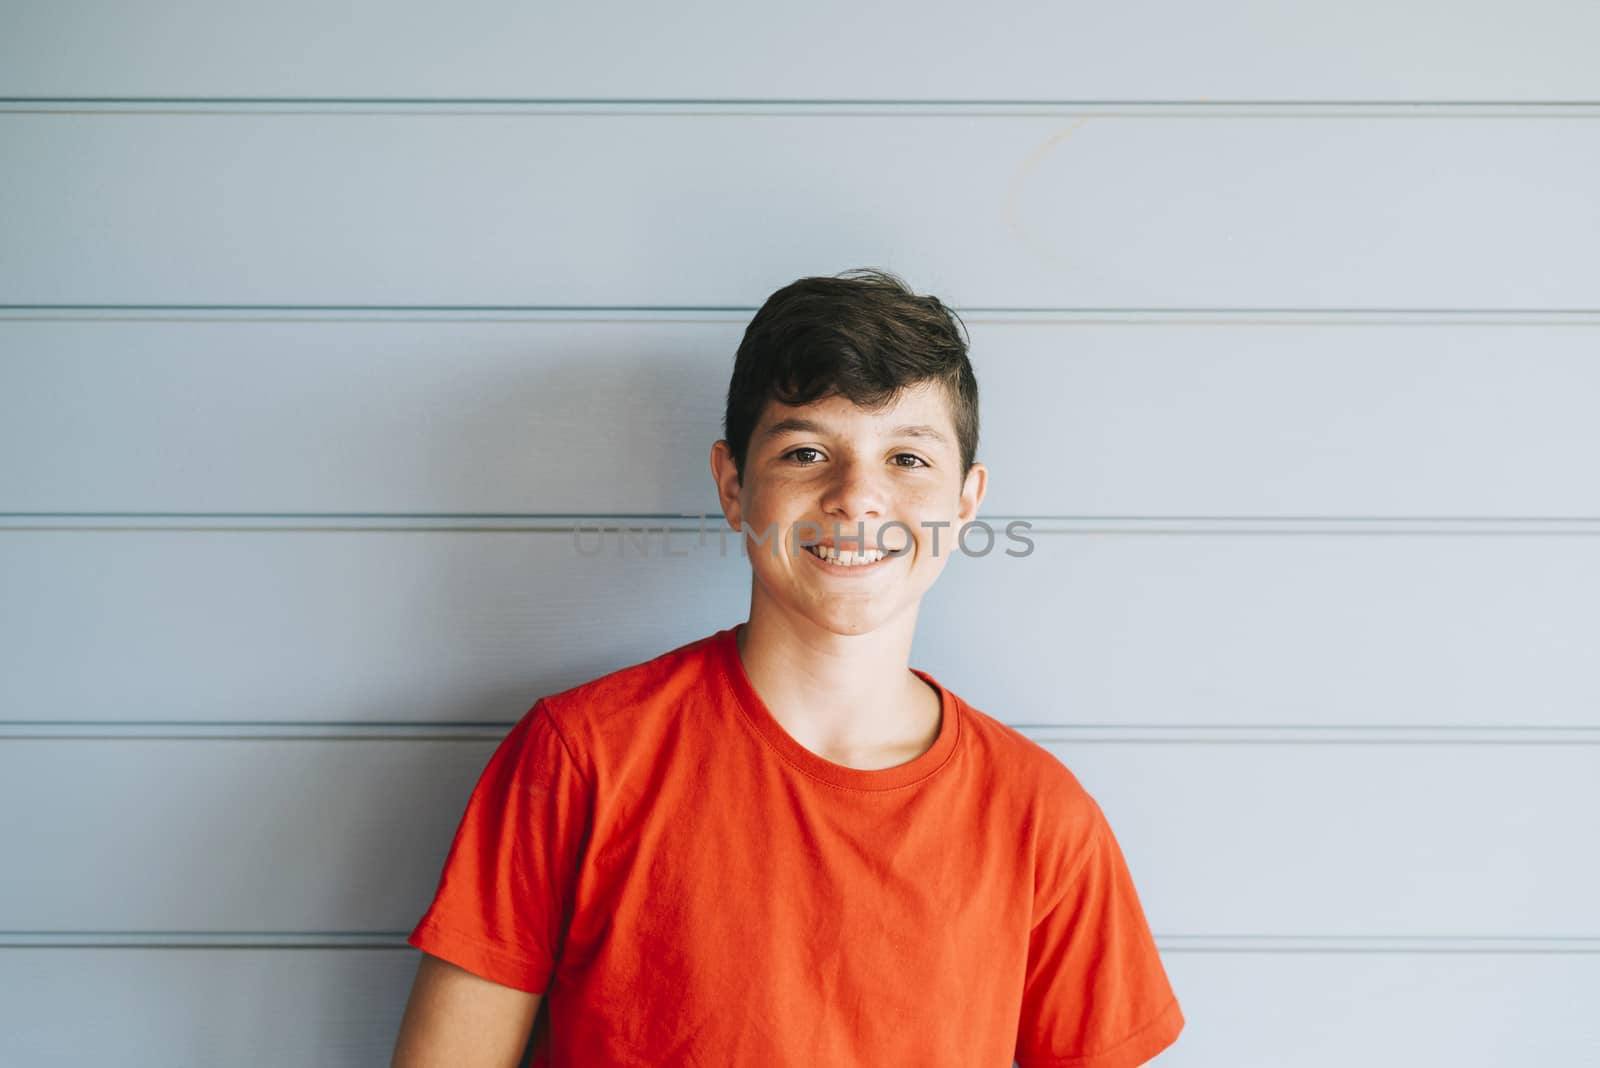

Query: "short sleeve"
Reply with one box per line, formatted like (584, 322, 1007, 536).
(407, 699, 593, 994)
(1014, 800, 1185, 1068)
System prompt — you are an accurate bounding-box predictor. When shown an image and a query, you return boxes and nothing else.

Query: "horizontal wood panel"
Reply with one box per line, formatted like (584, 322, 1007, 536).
(3, 530, 1596, 726)
(0, 739, 1594, 937)
(1, 947, 1595, 1066)
(920, 530, 1600, 730)
(1071, 743, 1600, 939)
(1155, 951, 1600, 1067)
(0, 738, 487, 931)
(2, 2, 1596, 101)
(4, 113, 1597, 308)
(4, 318, 1599, 516)
(0, 948, 416, 1067)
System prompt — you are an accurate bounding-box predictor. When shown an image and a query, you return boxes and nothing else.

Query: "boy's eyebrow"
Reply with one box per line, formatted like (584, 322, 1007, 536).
(760, 417, 829, 440)
(760, 418, 949, 444)
(891, 424, 950, 444)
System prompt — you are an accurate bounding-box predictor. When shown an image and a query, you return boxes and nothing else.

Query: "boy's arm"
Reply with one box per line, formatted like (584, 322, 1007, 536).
(398, 697, 591, 1063)
(390, 953, 542, 1068)
(1013, 797, 1183, 1067)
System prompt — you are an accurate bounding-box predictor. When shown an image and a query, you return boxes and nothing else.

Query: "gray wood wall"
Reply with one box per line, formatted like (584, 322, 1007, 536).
(2, 2, 1597, 1064)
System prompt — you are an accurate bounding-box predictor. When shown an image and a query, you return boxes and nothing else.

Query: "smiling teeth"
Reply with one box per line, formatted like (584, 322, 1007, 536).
(807, 544, 886, 566)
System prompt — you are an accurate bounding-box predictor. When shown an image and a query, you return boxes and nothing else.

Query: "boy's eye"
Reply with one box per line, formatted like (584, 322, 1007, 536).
(783, 448, 929, 468)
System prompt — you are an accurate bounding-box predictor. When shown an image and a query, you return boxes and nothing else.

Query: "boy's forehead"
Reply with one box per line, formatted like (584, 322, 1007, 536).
(754, 382, 957, 441)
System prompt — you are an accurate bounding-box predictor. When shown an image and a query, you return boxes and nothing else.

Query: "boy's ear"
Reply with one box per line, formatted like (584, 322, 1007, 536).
(958, 461, 988, 524)
(710, 440, 744, 530)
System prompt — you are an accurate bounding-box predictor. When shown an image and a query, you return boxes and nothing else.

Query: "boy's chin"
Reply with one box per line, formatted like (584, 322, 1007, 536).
(799, 601, 913, 639)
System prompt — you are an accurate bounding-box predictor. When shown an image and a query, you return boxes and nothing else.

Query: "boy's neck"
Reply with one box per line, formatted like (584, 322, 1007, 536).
(734, 608, 942, 771)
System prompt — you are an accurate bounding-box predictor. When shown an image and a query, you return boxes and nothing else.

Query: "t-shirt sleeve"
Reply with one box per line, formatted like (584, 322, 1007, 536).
(1014, 797, 1185, 1068)
(407, 698, 593, 994)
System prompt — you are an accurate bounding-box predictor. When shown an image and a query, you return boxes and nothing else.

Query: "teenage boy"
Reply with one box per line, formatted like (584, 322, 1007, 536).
(392, 268, 1184, 1067)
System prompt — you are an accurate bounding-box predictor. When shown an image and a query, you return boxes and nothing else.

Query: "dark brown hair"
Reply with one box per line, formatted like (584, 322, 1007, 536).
(722, 267, 979, 483)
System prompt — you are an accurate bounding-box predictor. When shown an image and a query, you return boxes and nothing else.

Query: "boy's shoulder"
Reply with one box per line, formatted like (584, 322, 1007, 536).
(533, 626, 728, 744)
(955, 694, 1101, 814)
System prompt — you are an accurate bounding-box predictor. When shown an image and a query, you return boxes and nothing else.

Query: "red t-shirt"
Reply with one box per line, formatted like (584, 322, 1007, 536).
(409, 623, 1184, 1067)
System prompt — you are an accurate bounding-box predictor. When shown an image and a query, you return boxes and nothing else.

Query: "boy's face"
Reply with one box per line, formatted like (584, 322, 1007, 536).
(711, 380, 987, 639)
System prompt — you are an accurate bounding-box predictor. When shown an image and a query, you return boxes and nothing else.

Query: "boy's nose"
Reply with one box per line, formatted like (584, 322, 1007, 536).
(819, 459, 888, 520)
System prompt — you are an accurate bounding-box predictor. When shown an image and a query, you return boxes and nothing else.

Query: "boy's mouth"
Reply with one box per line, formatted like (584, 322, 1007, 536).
(802, 542, 892, 567)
